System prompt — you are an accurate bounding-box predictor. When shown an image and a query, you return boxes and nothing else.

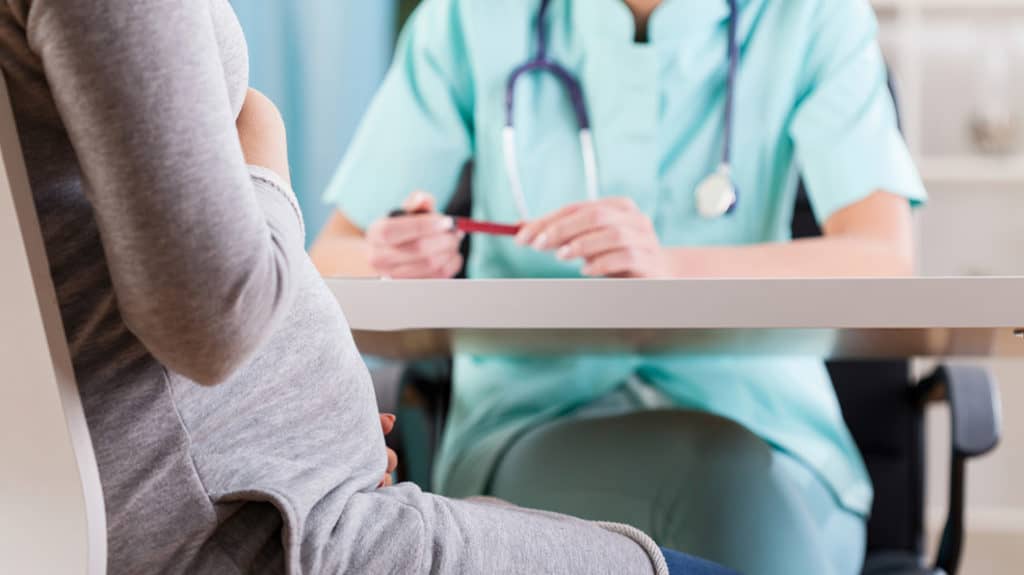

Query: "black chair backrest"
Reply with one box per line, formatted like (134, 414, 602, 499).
(832, 362, 924, 556)
(446, 162, 474, 279)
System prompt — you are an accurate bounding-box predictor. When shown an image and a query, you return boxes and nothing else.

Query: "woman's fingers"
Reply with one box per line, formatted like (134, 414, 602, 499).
(380, 413, 396, 435)
(386, 447, 398, 473)
(381, 443, 398, 486)
(379, 456, 396, 488)
(379, 414, 398, 488)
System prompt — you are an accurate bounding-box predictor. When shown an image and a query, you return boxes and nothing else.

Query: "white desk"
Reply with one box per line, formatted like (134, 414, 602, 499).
(327, 277, 1024, 359)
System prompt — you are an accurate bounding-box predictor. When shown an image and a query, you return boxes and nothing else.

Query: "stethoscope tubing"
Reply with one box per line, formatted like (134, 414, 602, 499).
(503, 0, 739, 220)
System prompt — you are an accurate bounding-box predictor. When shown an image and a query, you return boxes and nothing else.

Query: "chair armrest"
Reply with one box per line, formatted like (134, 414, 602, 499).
(916, 365, 1002, 575)
(918, 365, 1001, 458)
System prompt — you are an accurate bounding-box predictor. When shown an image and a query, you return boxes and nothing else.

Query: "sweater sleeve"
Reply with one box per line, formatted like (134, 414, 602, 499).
(317, 488, 667, 574)
(24, 0, 306, 385)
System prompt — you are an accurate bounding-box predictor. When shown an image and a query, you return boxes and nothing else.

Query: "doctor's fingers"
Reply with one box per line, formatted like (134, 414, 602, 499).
(369, 232, 464, 266)
(514, 202, 590, 246)
(387, 252, 464, 279)
(555, 226, 658, 262)
(372, 230, 464, 261)
(401, 190, 438, 213)
(581, 246, 664, 278)
(367, 213, 455, 247)
(530, 204, 653, 251)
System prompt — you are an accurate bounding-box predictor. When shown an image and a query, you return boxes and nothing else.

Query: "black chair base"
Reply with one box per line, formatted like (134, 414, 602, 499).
(864, 551, 943, 575)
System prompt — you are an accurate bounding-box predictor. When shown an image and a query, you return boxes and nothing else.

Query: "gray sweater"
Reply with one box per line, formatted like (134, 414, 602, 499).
(0, 1, 668, 573)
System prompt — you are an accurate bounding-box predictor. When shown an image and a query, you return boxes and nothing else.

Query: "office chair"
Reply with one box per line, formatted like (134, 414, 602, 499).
(0, 73, 107, 574)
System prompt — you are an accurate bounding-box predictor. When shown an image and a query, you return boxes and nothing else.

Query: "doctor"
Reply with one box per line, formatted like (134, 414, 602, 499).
(312, 0, 925, 573)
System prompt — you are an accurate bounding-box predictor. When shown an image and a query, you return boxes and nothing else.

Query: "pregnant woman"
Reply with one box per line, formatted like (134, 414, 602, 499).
(0, 0, 728, 573)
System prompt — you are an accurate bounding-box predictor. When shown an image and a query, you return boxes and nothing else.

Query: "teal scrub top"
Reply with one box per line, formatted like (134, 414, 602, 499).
(325, 0, 927, 515)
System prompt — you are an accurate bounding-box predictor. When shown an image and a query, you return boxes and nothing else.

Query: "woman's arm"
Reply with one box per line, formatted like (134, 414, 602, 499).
(28, 0, 304, 385)
(237, 89, 291, 184)
(517, 190, 914, 279)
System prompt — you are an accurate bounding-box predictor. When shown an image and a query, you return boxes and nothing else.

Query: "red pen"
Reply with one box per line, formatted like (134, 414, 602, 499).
(390, 209, 521, 237)
(453, 217, 522, 236)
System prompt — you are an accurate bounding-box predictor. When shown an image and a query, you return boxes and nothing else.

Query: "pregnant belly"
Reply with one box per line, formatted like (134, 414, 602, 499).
(169, 258, 389, 514)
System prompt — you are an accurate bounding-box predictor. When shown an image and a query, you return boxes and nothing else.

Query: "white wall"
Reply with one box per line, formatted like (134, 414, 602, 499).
(875, 2, 1024, 571)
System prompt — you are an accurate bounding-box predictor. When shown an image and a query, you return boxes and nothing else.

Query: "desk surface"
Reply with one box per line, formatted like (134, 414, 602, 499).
(327, 277, 1024, 359)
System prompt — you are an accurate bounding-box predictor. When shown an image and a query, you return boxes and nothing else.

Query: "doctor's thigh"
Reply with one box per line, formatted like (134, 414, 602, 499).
(488, 410, 866, 575)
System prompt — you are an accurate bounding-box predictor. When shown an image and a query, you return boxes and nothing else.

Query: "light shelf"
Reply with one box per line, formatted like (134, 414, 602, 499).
(917, 155, 1024, 184)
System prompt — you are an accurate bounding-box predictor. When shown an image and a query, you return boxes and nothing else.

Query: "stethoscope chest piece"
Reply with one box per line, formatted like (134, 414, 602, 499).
(695, 164, 738, 219)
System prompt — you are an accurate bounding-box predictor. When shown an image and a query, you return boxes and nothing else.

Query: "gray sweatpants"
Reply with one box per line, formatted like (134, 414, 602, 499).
(490, 403, 866, 575)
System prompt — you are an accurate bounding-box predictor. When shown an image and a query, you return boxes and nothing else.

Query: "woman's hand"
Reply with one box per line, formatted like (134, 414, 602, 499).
(379, 413, 399, 488)
(516, 198, 669, 278)
(236, 88, 291, 183)
(365, 191, 464, 279)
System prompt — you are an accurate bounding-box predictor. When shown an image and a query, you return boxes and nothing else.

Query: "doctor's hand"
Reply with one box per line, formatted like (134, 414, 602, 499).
(365, 191, 465, 279)
(516, 198, 670, 278)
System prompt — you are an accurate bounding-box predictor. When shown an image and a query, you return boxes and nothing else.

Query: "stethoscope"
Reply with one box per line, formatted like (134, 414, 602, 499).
(503, 0, 741, 220)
